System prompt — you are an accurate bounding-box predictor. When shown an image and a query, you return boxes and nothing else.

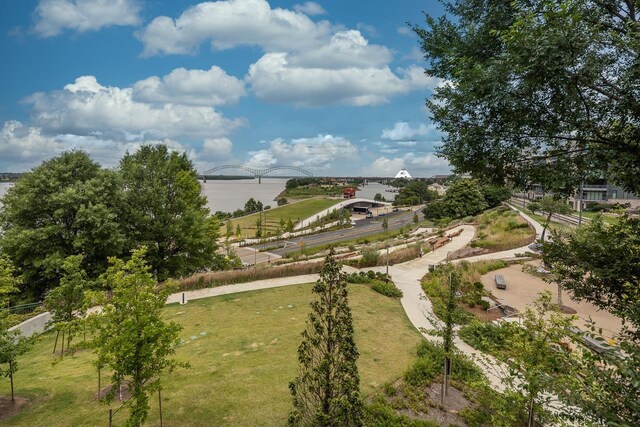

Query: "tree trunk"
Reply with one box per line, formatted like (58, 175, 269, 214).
(98, 367, 101, 401)
(558, 283, 563, 310)
(53, 330, 60, 354)
(541, 212, 553, 241)
(528, 394, 535, 427)
(9, 360, 15, 402)
(61, 330, 65, 356)
(158, 388, 163, 427)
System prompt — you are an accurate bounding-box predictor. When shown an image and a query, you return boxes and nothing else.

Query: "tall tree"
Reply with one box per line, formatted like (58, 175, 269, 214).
(424, 179, 488, 220)
(414, 0, 640, 194)
(289, 248, 363, 426)
(535, 196, 571, 241)
(0, 151, 125, 299)
(543, 216, 640, 425)
(89, 248, 186, 426)
(119, 145, 220, 281)
(0, 257, 32, 401)
(44, 255, 90, 355)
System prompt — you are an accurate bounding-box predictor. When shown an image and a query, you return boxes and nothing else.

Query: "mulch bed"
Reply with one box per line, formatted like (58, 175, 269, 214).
(95, 382, 132, 401)
(0, 396, 29, 421)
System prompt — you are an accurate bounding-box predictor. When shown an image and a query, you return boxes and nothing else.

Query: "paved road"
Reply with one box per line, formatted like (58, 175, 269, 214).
(251, 209, 420, 256)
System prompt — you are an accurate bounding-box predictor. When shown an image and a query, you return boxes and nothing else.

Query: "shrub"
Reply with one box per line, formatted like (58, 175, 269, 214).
(371, 281, 403, 298)
(360, 247, 380, 267)
(458, 321, 508, 354)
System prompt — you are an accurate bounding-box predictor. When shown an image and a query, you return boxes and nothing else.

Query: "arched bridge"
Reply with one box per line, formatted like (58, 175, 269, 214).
(201, 165, 313, 183)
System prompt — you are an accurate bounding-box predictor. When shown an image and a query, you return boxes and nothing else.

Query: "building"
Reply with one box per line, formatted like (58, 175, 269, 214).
(569, 181, 640, 210)
(343, 187, 357, 198)
(394, 168, 413, 179)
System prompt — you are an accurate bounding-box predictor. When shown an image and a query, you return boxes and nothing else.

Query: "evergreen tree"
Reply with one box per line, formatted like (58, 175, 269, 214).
(289, 248, 363, 426)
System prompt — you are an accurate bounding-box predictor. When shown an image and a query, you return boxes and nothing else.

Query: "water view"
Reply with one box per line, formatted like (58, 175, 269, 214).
(1, 180, 392, 213)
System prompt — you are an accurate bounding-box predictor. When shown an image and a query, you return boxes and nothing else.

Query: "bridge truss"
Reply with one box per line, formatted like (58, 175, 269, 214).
(201, 164, 313, 183)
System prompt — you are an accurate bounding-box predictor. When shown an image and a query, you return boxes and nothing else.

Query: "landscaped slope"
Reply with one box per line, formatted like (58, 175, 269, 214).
(1, 284, 422, 426)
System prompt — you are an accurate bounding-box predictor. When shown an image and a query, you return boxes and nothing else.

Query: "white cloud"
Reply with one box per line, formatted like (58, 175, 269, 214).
(367, 156, 405, 176)
(289, 30, 391, 69)
(202, 137, 233, 158)
(397, 26, 412, 36)
(293, 1, 326, 16)
(364, 152, 450, 177)
(396, 140, 419, 147)
(381, 122, 438, 140)
(26, 76, 245, 139)
(247, 55, 439, 107)
(136, 0, 333, 56)
(245, 134, 357, 170)
(33, 0, 141, 37)
(0, 120, 193, 171)
(132, 66, 246, 106)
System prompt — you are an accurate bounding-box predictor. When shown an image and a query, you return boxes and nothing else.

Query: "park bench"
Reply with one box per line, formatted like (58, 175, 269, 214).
(495, 274, 506, 290)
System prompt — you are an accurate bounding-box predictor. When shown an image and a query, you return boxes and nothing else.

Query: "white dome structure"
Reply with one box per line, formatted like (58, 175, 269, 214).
(394, 168, 413, 179)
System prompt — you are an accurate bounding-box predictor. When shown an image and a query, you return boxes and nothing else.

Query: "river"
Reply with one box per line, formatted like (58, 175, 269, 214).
(0, 179, 392, 213)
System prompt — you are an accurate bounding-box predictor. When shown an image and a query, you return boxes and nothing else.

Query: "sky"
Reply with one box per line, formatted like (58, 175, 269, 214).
(0, 0, 449, 177)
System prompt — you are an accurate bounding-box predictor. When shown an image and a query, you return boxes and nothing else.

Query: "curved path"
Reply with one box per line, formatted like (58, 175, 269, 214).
(167, 208, 548, 392)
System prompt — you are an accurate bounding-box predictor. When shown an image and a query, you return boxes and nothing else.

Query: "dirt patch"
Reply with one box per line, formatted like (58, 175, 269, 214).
(463, 304, 502, 321)
(0, 396, 29, 421)
(382, 380, 471, 426)
(95, 382, 132, 401)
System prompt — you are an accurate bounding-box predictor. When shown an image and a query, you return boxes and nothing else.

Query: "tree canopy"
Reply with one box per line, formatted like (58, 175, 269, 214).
(424, 179, 488, 220)
(393, 180, 438, 206)
(415, 0, 640, 194)
(119, 145, 220, 281)
(0, 151, 125, 299)
(90, 248, 186, 426)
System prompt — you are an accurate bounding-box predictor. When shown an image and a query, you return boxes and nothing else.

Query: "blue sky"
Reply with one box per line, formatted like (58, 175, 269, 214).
(0, 0, 449, 177)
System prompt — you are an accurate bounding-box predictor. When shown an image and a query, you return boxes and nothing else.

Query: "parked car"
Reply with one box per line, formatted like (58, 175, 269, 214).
(366, 212, 373, 218)
(350, 220, 357, 226)
(392, 207, 399, 212)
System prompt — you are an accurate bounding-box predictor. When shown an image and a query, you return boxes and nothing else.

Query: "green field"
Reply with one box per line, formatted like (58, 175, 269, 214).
(230, 198, 341, 237)
(471, 206, 536, 251)
(2, 284, 423, 426)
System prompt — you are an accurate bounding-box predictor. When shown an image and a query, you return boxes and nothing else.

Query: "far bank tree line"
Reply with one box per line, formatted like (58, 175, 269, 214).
(0, 146, 228, 302)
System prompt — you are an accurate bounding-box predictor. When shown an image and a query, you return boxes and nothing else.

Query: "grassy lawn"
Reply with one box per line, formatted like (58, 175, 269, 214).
(2, 284, 422, 427)
(280, 185, 347, 199)
(231, 198, 341, 238)
(470, 206, 536, 251)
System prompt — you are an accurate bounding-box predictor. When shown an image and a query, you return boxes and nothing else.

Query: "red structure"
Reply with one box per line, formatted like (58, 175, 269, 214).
(343, 187, 357, 198)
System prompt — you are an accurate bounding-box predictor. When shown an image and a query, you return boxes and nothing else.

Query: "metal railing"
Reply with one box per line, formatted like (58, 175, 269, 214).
(1, 301, 43, 315)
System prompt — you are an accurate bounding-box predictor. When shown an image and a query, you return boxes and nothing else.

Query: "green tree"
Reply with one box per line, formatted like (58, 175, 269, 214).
(393, 180, 437, 206)
(537, 196, 571, 241)
(497, 292, 575, 426)
(413, 212, 419, 224)
(0, 257, 32, 401)
(289, 248, 363, 426)
(119, 145, 220, 281)
(278, 198, 289, 206)
(44, 255, 90, 355)
(225, 220, 233, 241)
(543, 216, 640, 425)
(381, 217, 389, 233)
(424, 179, 488, 220)
(481, 184, 512, 208)
(235, 224, 242, 240)
(373, 193, 383, 202)
(89, 248, 186, 426)
(0, 151, 125, 299)
(414, 0, 640, 194)
(255, 216, 263, 238)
